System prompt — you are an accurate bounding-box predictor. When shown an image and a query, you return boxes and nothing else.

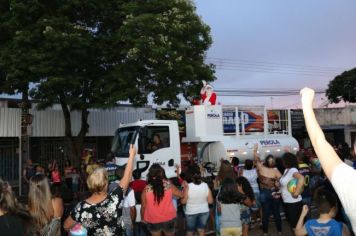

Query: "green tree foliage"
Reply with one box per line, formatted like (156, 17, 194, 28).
(326, 68, 356, 103)
(0, 0, 215, 163)
(156, 109, 185, 132)
(0, 0, 46, 96)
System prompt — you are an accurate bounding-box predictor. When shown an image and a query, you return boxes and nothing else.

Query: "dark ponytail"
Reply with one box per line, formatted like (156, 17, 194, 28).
(147, 164, 165, 204)
(185, 165, 202, 185)
(236, 176, 255, 201)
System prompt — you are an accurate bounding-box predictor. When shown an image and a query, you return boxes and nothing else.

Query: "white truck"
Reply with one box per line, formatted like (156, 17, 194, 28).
(111, 105, 299, 179)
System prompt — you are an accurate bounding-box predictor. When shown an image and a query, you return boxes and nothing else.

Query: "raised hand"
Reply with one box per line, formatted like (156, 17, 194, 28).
(129, 144, 136, 157)
(301, 205, 309, 217)
(300, 87, 315, 106)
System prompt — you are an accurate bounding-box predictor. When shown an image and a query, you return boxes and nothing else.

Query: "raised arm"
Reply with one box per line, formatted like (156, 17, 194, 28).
(119, 145, 136, 192)
(300, 88, 342, 179)
(253, 144, 263, 170)
(294, 205, 308, 236)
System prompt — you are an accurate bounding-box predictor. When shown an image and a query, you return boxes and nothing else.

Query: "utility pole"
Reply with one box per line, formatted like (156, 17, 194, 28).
(18, 90, 32, 196)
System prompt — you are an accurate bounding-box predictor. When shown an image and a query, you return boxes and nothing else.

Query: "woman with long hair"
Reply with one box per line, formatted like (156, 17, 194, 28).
(236, 176, 255, 236)
(280, 152, 304, 231)
(182, 165, 214, 236)
(214, 160, 236, 190)
(141, 164, 183, 236)
(64, 159, 73, 190)
(239, 159, 260, 215)
(28, 174, 63, 236)
(0, 178, 32, 236)
(64, 145, 136, 235)
(217, 178, 245, 236)
(231, 157, 240, 174)
(253, 145, 283, 236)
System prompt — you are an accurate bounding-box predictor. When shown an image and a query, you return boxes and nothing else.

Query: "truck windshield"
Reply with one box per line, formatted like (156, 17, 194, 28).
(111, 126, 138, 157)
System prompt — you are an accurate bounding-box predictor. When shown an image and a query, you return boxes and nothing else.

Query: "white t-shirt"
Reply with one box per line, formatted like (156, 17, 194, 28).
(135, 204, 141, 222)
(242, 169, 259, 193)
(121, 189, 136, 229)
(185, 182, 209, 215)
(123, 189, 136, 208)
(280, 168, 302, 203)
(344, 159, 353, 167)
(331, 163, 356, 234)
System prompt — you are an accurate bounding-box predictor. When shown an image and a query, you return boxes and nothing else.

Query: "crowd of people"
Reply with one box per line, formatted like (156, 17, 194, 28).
(1, 88, 356, 236)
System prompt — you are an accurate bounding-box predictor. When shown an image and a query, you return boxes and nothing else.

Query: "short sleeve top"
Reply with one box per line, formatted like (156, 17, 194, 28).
(331, 163, 356, 234)
(143, 181, 176, 224)
(305, 219, 343, 236)
(280, 168, 302, 203)
(70, 187, 124, 236)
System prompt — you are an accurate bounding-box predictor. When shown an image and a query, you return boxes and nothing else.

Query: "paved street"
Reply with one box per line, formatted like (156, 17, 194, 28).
(175, 219, 295, 236)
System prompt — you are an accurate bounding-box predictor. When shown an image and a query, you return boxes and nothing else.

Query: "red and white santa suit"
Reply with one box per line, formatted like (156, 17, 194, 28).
(200, 83, 217, 105)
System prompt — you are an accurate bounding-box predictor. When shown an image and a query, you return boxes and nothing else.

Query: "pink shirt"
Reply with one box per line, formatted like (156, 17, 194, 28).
(144, 181, 176, 223)
(51, 170, 61, 183)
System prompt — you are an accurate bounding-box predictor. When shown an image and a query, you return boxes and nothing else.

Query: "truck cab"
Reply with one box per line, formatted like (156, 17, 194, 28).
(111, 120, 181, 179)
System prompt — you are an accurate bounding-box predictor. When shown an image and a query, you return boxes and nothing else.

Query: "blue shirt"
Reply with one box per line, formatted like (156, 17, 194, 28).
(305, 219, 343, 236)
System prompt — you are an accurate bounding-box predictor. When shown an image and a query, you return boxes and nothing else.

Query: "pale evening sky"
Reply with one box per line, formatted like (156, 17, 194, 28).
(194, 0, 356, 108)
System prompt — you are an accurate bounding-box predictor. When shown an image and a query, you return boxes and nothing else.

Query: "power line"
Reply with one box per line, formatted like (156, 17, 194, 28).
(215, 88, 326, 97)
(207, 57, 348, 71)
(209, 59, 342, 73)
(209, 60, 342, 74)
(212, 66, 335, 77)
(207, 57, 347, 77)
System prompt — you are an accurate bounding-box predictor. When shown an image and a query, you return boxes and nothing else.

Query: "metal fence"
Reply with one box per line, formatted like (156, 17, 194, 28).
(0, 138, 19, 183)
(31, 138, 67, 172)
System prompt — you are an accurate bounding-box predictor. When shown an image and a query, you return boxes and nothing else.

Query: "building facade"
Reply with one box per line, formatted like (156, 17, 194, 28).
(0, 102, 155, 188)
(292, 105, 356, 149)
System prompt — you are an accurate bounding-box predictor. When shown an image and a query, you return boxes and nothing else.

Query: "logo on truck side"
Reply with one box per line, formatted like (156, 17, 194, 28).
(207, 110, 220, 119)
(207, 114, 220, 118)
(259, 140, 281, 146)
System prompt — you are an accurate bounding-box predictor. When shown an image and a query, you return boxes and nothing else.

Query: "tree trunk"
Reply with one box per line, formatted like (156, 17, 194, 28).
(59, 96, 90, 167)
(75, 109, 90, 164)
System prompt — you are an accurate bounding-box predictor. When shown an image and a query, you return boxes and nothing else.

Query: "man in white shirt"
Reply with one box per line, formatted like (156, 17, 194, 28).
(301, 88, 356, 234)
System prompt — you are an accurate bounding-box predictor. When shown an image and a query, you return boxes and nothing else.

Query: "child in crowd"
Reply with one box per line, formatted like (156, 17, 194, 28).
(295, 189, 350, 236)
(51, 160, 61, 188)
(71, 168, 80, 200)
(129, 169, 148, 236)
(130, 169, 147, 193)
(217, 178, 246, 236)
(236, 176, 255, 236)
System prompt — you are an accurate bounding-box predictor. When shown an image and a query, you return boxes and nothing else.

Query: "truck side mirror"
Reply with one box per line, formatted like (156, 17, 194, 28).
(139, 127, 148, 138)
(138, 127, 147, 154)
(138, 136, 145, 155)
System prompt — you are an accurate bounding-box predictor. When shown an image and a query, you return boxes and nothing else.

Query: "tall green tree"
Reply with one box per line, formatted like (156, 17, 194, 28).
(0, 0, 215, 164)
(326, 68, 356, 103)
(0, 0, 46, 99)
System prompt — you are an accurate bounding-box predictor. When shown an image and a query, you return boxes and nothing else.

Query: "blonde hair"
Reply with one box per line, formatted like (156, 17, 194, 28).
(28, 174, 54, 232)
(87, 167, 108, 193)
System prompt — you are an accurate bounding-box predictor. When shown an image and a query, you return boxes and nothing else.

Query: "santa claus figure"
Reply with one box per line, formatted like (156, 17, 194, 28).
(200, 80, 217, 105)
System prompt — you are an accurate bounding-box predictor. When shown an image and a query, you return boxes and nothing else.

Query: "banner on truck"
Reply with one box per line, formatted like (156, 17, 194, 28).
(223, 110, 281, 134)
